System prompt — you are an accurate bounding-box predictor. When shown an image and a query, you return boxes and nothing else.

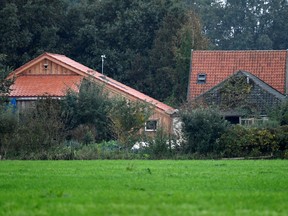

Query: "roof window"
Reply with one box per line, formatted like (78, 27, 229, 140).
(197, 73, 206, 84)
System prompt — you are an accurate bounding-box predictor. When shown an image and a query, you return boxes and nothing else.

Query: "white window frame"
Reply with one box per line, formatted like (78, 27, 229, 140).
(145, 120, 158, 131)
(240, 116, 269, 126)
(197, 73, 207, 84)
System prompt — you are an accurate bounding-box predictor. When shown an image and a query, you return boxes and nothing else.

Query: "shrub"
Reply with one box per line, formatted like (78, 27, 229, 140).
(68, 124, 96, 145)
(0, 105, 18, 157)
(143, 129, 172, 159)
(180, 107, 229, 154)
(11, 98, 65, 153)
(61, 79, 113, 142)
(74, 143, 99, 160)
(109, 97, 152, 148)
(268, 102, 288, 126)
(271, 125, 288, 158)
(218, 125, 278, 158)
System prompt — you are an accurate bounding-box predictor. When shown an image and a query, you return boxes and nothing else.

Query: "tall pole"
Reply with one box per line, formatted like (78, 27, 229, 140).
(101, 55, 106, 75)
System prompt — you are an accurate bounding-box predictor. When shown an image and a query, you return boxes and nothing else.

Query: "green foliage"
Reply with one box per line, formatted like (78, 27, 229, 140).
(0, 1, 67, 66)
(62, 79, 113, 142)
(147, 8, 208, 105)
(172, 11, 208, 104)
(0, 106, 18, 157)
(68, 124, 96, 145)
(0, 107, 17, 134)
(0, 54, 14, 104)
(219, 125, 281, 158)
(109, 97, 153, 148)
(1, 0, 288, 103)
(0, 0, 208, 104)
(219, 76, 253, 110)
(62, 80, 153, 147)
(201, 73, 261, 117)
(269, 102, 288, 126)
(11, 98, 65, 154)
(180, 107, 230, 154)
(271, 125, 288, 158)
(217, 125, 288, 158)
(190, 0, 288, 50)
(143, 128, 174, 159)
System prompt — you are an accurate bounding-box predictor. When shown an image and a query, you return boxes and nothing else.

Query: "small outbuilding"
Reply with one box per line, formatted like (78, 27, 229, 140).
(7, 52, 178, 134)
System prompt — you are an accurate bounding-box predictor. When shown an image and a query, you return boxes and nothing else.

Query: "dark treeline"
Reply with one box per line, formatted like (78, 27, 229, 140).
(189, 0, 288, 50)
(1, 0, 288, 105)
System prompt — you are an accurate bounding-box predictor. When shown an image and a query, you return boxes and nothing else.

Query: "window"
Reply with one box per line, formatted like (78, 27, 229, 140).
(240, 118, 254, 126)
(145, 120, 158, 131)
(240, 117, 268, 126)
(197, 73, 206, 84)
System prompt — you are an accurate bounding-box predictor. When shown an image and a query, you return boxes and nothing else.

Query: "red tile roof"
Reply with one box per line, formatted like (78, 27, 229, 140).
(9, 53, 176, 114)
(188, 50, 288, 100)
(10, 75, 82, 97)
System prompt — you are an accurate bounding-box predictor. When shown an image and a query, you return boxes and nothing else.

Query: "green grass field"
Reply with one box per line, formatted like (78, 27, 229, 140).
(0, 160, 287, 216)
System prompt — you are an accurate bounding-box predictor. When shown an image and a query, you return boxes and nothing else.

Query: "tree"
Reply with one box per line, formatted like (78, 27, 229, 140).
(180, 106, 229, 154)
(61, 79, 113, 142)
(0, 106, 18, 157)
(266, 0, 288, 49)
(109, 97, 153, 148)
(0, 54, 16, 158)
(61, 0, 208, 105)
(147, 9, 208, 105)
(173, 11, 208, 104)
(0, 3, 30, 67)
(0, 54, 14, 104)
(13, 98, 65, 153)
(190, 0, 288, 50)
(0, 1, 68, 68)
(0, 0, 209, 104)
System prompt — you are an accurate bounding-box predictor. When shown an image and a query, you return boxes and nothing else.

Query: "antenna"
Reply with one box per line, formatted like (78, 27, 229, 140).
(101, 54, 106, 75)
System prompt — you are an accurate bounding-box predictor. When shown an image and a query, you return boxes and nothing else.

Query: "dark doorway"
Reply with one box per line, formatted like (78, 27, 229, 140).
(225, 116, 240, 124)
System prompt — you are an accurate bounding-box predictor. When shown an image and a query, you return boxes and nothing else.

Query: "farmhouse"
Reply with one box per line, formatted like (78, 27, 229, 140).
(7, 52, 178, 134)
(188, 50, 288, 123)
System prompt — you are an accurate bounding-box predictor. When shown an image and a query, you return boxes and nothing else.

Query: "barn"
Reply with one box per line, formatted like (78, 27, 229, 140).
(7, 52, 178, 134)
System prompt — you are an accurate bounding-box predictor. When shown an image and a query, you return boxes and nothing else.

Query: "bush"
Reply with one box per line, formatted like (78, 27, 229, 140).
(109, 97, 152, 149)
(268, 102, 288, 126)
(218, 125, 278, 158)
(180, 107, 229, 154)
(61, 79, 113, 142)
(0, 106, 18, 157)
(143, 129, 173, 159)
(9, 98, 65, 154)
(74, 143, 99, 160)
(271, 125, 288, 158)
(68, 124, 96, 145)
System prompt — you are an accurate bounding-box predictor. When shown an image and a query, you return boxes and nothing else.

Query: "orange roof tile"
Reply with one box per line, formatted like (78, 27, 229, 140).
(188, 50, 288, 101)
(10, 75, 82, 97)
(45, 53, 176, 114)
(8, 53, 176, 114)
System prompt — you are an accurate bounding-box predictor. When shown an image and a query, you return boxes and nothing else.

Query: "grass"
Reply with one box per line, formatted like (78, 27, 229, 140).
(0, 160, 287, 216)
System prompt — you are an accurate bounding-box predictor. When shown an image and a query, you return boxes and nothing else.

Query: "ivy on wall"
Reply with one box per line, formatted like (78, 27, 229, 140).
(200, 74, 259, 116)
(219, 75, 253, 110)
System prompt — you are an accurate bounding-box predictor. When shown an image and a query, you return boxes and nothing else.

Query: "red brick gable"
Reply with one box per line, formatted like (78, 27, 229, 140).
(188, 50, 288, 101)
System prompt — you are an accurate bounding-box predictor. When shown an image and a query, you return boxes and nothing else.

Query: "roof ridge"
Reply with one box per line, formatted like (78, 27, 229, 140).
(46, 52, 66, 57)
(239, 70, 286, 100)
(9, 52, 176, 114)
